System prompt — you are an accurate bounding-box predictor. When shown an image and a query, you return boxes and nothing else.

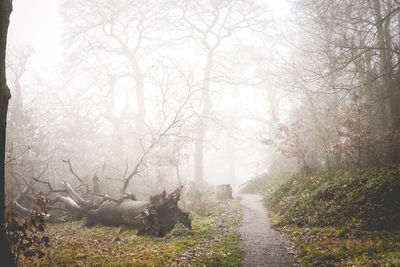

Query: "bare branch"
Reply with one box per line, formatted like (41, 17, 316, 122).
(62, 159, 89, 191)
(5, 146, 30, 165)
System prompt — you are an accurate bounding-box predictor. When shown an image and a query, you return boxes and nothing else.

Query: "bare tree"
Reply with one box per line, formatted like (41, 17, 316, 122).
(293, 0, 400, 129)
(62, 0, 171, 133)
(176, 0, 266, 180)
(265, 0, 400, 168)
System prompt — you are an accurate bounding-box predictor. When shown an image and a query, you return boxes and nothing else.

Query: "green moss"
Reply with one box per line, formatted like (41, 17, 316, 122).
(265, 166, 400, 230)
(165, 223, 190, 238)
(190, 211, 216, 238)
(266, 166, 400, 266)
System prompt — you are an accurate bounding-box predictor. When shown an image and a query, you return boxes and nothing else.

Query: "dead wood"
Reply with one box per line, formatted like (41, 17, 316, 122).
(84, 186, 191, 237)
(137, 186, 191, 237)
(85, 200, 148, 227)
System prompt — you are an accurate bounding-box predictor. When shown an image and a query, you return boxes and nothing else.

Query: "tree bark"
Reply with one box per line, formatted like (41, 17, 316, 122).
(85, 186, 190, 237)
(373, 0, 399, 130)
(85, 200, 147, 227)
(0, 0, 14, 265)
(194, 52, 214, 180)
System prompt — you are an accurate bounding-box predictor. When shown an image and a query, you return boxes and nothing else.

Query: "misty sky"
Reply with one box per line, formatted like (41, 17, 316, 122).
(5, 0, 292, 189)
(7, 0, 289, 73)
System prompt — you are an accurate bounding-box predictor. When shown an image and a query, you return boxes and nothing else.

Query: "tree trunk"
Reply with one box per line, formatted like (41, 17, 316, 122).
(194, 52, 214, 180)
(373, 0, 398, 129)
(85, 200, 147, 227)
(194, 125, 205, 180)
(85, 186, 191, 237)
(0, 0, 14, 265)
(227, 136, 236, 187)
(373, 0, 400, 162)
(131, 57, 146, 132)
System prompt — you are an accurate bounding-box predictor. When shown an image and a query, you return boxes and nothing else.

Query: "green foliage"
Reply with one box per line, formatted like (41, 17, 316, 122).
(165, 223, 190, 238)
(266, 166, 400, 230)
(6, 196, 50, 265)
(190, 210, 217, 238)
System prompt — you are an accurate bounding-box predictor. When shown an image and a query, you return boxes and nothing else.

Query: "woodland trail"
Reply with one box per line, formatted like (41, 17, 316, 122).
(238, 194, 296, 267)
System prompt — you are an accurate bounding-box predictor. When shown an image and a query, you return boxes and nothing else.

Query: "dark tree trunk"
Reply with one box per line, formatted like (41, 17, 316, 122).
(85, 187, 190, 237)
(0, 0, 14, 265)
(85, 200, 148, 228)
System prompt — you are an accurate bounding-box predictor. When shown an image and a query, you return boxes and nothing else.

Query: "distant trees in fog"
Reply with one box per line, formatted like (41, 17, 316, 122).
(264, 0, 400, 169)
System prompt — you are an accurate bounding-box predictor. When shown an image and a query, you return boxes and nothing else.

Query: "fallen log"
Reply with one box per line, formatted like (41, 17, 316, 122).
(85, 186, 191, 237)
(85, 200, 148, 227)
(13, 167, 190, 236)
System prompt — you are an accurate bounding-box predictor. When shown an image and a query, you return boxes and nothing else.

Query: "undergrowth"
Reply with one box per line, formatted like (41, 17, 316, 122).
(264, 166, 400, 266)
(280, 227, 400, 266)
(266, 166, 400, 230)
(19, 201, 242, 266)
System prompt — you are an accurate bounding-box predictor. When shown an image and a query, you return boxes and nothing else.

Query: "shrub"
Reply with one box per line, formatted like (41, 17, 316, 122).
(181, 180, 217, 215)
(6, 196, 50, 265)
(166, 223, 190, 238)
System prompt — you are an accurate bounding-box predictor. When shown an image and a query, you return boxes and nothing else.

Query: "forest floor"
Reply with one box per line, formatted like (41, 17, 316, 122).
(238, 194, 297, 267)
(279, 226, 400, 266)
(263, 167, 400, 266)
(19, 201, 243, 266)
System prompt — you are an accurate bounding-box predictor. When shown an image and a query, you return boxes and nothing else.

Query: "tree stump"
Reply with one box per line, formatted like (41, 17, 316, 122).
(215, 184, 233, 200)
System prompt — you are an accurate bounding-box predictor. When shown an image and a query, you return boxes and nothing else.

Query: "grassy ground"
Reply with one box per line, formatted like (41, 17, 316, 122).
(241, 166, 400, 266)
(279, 227, 400, 266)
(265, 167, 400, 230)
(19, 201, 242, 267)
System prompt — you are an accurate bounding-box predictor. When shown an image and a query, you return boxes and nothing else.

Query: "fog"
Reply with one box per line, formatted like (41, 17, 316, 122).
(5, 0, 400, 200)
(4, 1, 400, 265)
(5, 0, 287, 196)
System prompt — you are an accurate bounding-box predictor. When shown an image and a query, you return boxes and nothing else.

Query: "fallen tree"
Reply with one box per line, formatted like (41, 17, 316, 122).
(86, 186, 191, 237)
(13, 179, 190, 237)
(8, 88, 198, 236)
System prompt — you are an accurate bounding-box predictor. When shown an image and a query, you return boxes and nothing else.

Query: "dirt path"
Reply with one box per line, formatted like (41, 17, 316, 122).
(238, 194, 296, 267)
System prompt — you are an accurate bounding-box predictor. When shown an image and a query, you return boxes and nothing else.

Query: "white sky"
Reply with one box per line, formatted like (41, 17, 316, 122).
(7, 0, 290, 74)
(7, 0, 64, 73)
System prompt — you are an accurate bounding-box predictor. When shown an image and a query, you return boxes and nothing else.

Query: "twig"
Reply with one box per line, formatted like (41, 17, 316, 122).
(5, 146, 30, 165)
(33, 178, 66, 193)
(62, 159, 89, 191)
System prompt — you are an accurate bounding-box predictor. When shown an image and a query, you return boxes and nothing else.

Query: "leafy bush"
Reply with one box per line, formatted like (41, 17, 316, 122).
(265, 166, 400, 230)
(166, 223, 190, 238)
(6, 196, 50, 265)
